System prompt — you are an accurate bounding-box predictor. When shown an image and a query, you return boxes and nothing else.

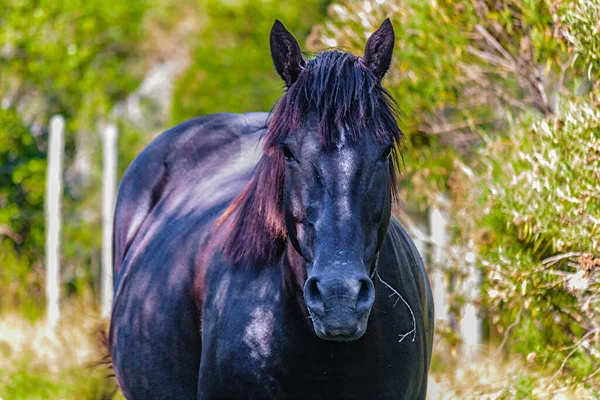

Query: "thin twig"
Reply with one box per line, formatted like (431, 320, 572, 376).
(581, 365, 600, 384)
(417, 117, 499, 135)
(474, 24, 518, 67)
(374, 267, 417, 343)
(467, 45, 517, 72)
(551, 332, 594, 381)
(458, 62, 528, 110)
(492, 308, 523, 358)
(557, 329, 599, 352)
(542, 252, 583, 267)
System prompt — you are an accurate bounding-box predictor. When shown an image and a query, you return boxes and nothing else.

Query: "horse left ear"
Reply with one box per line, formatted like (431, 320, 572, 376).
(270, 20, 305, 87)
(362, 19, 395, 81)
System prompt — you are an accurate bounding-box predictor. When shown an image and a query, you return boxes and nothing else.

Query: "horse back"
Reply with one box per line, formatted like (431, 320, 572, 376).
(112, 112, 267, 278)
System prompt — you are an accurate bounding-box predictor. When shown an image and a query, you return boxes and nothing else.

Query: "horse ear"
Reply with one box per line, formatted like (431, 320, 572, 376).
(270, 20, 305, 87)
(362, 19, 395, 81)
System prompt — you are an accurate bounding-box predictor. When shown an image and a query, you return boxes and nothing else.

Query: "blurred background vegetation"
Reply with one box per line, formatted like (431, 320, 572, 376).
(1, 0, 599, 398)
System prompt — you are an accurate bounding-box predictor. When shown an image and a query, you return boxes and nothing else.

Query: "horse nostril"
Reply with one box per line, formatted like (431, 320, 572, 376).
(304, 277, 325, 316)
(356, 277, 375, 314)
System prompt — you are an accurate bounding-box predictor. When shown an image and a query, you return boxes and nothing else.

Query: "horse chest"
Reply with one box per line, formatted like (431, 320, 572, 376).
(202, 326, 421, 399)
(278, 311, 424, 399)
(200, 269, 424, 399)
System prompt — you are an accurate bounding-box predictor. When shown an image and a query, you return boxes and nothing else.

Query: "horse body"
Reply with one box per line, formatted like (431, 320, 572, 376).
(110, 19, 434, 399)
(110, 112, 433, 399)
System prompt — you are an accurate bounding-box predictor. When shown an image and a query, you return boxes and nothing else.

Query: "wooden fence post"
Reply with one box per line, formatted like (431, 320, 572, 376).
(46, 115, 64, 331)
(101, 122, 118, 318)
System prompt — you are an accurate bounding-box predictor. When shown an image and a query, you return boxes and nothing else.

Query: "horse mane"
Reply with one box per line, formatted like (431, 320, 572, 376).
(218, 50, 403, 265)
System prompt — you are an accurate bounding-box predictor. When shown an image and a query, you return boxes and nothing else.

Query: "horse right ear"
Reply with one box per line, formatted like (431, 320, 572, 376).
(362, 18, 395, 82)
(270, 20, 305, 87)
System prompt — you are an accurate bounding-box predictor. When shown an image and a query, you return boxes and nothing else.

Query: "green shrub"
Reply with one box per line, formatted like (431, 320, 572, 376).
(475, 100, 600, 383)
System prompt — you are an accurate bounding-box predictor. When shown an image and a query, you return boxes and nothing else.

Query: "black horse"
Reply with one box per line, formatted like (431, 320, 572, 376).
(109, 19, 434, 399)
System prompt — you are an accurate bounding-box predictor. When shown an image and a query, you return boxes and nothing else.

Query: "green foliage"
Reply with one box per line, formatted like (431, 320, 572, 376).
(0, 0, 152, 315)
(475, 100, 600, 381)
(508, 374, 537, 399)
(557, 0, 600, 73)
(1, 0, 147, 124)
(172, 0, 329, 122)
(480, 102, 599, 256)
(0, 109, 46, 315)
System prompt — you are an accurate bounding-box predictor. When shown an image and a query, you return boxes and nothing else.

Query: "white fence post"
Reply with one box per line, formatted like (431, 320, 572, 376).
(396, 209, 428, 264)
(429, 194, 450, 325)
(46, 115, 64, 331)
(404, 193, 482, 354)
(459, 242, 482, 359)
(101, 122, 118, 318)
(412, 229, 427, 266)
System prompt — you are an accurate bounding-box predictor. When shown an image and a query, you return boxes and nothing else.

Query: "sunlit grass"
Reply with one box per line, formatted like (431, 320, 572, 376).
(0, 302, 120, 400)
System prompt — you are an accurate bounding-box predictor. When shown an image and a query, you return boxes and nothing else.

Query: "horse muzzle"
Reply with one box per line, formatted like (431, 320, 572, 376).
(303, 274, 375, 341)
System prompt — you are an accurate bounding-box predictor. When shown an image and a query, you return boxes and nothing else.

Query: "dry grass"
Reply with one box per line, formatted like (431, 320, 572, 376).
(428, 342, 599, 399)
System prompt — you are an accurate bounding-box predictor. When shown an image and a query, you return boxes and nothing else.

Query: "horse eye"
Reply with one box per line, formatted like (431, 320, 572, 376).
(380, 146, 393, 160)
(281, 145, 296, 161)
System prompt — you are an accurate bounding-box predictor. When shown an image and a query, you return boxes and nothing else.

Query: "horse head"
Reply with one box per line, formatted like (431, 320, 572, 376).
(270, 19, 400, 341)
